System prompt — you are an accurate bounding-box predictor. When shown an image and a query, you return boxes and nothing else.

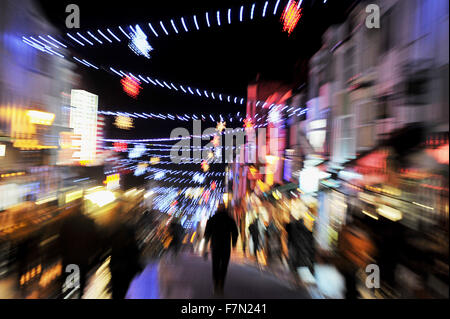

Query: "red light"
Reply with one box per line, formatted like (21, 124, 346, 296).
(114, 142, 128, 152)
(211, 181, 217, 190)
(121, 76, 142, 99)
(281, 1, 303, 36)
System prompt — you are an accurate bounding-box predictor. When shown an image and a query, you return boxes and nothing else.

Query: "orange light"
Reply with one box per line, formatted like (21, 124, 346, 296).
(281, 1, 303, 36)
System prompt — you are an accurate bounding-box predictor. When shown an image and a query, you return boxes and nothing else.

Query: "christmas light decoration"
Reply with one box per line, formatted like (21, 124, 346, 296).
(281, 0, 303, 35)
(216, 121, 227, 133)
(201, 160, 210, 172)
(113, 142, 128, 152)
(243, 117, 254, 130)
(129, 25, 153, 59)
(121, 75, 142, 98)
(114, 115, 134, 130)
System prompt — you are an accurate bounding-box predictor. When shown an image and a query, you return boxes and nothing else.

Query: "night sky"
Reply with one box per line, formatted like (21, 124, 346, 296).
(36, 0, 356, 141)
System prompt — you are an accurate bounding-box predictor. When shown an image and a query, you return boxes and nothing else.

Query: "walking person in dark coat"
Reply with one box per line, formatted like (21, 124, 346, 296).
(110, 223, 142, 299)
(168, 218, 185, 260)
(204, 205, 239, 296)
(249, 217, 263, 264)
(285, 214, 314, 286)
(58, 203, 101, 298)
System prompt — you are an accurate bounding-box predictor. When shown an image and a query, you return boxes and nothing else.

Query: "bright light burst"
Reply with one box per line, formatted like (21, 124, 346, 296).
(129, 25, 153, 59)
(216, 121, 227, 133)
(121, 75, 142, 98)
(281, 1, 303, 36)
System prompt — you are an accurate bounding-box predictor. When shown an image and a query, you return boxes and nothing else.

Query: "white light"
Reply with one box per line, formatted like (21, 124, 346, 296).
(67, 33, 85, 46)
(251, 3, 256, 19)
(110, 67, 122, 77)
(77, 32, 94, 45)
(273, 0, 281, 14)
(193, 15, 200, 30)
(206, 12, 210, 27)
(48, 35, 67, 48)
(87, 31, 103, 44)
(240, 6, 244, 22)
(228, 8, 232, 24)
(119, 26, 131, 39)
(107, 28, 121, 42)
(181, 17, 189, 32)
(39, 36, 59, 48)
(263, 1, 268, 17)
(160, 21, 169, 35)
(129, 25, 153, 58)
(170, 19, 179, 34)
(148, 23, 159, 37)
(97, 29, 112, 43)
(217, 11, 221, 26)
(85, 190, 116, 208)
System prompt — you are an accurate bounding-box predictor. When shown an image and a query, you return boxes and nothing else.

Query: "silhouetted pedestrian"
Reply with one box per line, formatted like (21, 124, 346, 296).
(168, 218, 184, 259)
(204, 205, 238, 295)
(110, 224, 142, 299)
(58, 204, 101, 298)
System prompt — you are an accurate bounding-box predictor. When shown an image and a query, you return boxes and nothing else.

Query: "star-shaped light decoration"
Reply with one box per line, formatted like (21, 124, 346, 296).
(216, 121, 227, 133)
(207, 151, 214, 160)
(243, 118, 254, 131)
(281, 1, 303, 36)
(201, 160, 210, 172)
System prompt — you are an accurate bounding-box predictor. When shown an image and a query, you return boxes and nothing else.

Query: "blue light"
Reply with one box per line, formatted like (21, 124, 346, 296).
(211, 93, 215, 99)
(228, 8, 232, 24)
(196, 89, 202, 96)
(67, 33, 85, 46)
(170, 19, 179, 34)
(171, 83, 179, 91)
(204, 91, 209, 98)
(193, 15, 200, 30)
(76, 32, 94, 45)
(163, 81, 172, 89)
(181, 17, 189, 32)
(180, 85, 187, 93)
(107, 29, 121, 42)
(39, 36, 59, 48)
(119, 26, 131, 39)
(263, 1, 268, 17)
(251, 3, 255, 19)
(188, 87, 194, 95)
(110, 67, 122, 77)
(48, 35, 67, 48)
(97, 30, 112, 43)
(219, 94, 223, 101)
(217, 11, 221, 26)
(160, 21, 169, 35)
(240, 6, 244, 22)
(206, 12, 210, 27)
(148, 23, 159, 37)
